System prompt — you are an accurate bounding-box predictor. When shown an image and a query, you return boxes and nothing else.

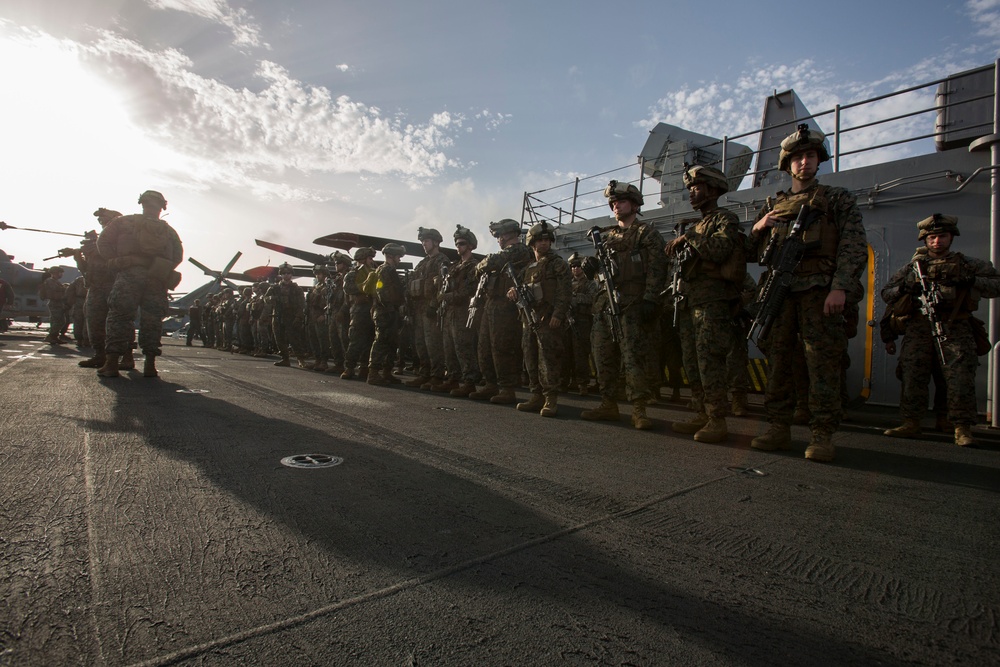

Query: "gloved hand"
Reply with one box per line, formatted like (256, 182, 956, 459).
(639, 299, 658, 322)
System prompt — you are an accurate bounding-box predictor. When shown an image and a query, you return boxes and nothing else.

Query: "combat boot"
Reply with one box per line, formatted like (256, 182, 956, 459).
(731, 393, 749, 417)
(328, 363, 345, 374)
(97, 355, 121, 378)
(804, 430, 835, 462)
(581, 398, 619, 421)
(432, 377, 459, 393)
(450, 382, 477, 398)
(314, 360, 329, 372)
(143, 354, 158, 378)
(339, 366, 355, 379)
(490, 387, 518, 405)
(516, 393, 545, 413)
(297, 357, 309, 369)
(274, 355, 291, 367)
(357, 367, 369, 381)
(955, 425, 975, 447)
(468, 383, 498, 400)
(405, 375, 429, 388)
(78, 353, 106, 368)
(935, 414, 954, 432)
(883, 418, 922, 438)
(671, 412, 709, 435)
(367, 368, 388, 386)
(631, 401, 653, 430)
(540, 394, 558, 418)
(694, 417, 728, 443)
(120, 349, 135, 370)
(751, 423, 792, 451)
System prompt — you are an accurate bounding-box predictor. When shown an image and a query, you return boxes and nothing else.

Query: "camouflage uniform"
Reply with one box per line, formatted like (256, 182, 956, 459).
(882, 244, 1000, 430)
(750, 181, 867, 435)
(675, 206, 745, 417)
(39, 272, 68, 343)
(327, 260, 351, 371)
(475, 239, 533, 394)
(518, 246, 572, 401)
(565, 268, 598, 390)
(727, 273, 758, 407)
(441, 255, 481, 386)
(99, 211, 183, 358)
(590, 220, 668, 403)
(407, 234, 450, 384)
(343, 255, 375, 377)
(187, 302, 202, 345)
(366, 249, 406, 377)
(306, 272, 332, 369)
(266, 279, 307, 363)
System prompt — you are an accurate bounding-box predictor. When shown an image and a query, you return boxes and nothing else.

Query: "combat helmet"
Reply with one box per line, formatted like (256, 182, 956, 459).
(488, 218, 520, 238)
(604, 179, 644, 209)
(138, 190, 168, 209)
(332, 251, 351, 267)
(381, 243, 406, 257)
(277, 262, 295, 275)
(313, 263, 331, 275)
(682, 163, 730, 194)
(917, 213, 960, 240)
(453, 224, 478, 250)
(353, 246, 376, 262)
(93, 207, 122, 224)
(417, 227, 443, 243)
(526, 221, 556, 246)
(778, 123, 831, 172)
(567, 252, 583, 268)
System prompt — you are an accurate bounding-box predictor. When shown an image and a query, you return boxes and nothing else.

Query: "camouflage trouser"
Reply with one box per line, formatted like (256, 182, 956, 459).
(898, 318, 979, 425)
(523, 321, 564, 396)
(271, 314, 306, 359)
(562, 315, 593, 386)
(46, 302, 67, 339)
(591, 301, 660, 402)
(239, 319, 254, 350)
(310, 318, 330, 361)
(679, 300, 735, 418)
(71, 301, 87, 342)
(727, 318, 750, 395)
(105, 266, 168, 356)
(369, 306, 401, 371)
(328, 315, 346, 367)
(443, 307, 480, 383)
(85, 282, 113, 353)
(478, 298, 523, 389)
(412, 302, 445, 379)
(345, 302, 375, 370)
(254, 318, 271, 352)
(763, 287, 846, 433)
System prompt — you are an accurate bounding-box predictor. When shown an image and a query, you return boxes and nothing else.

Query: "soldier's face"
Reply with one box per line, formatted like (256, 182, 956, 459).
(612, 198, 635, 220)
(925, 232, 953, 257)
(571, 265, 583, 277)
(532, 238, 552, 255)
(421, 238, 437, 254)
(790, 150, 819, 181)
(688, 183, 712, 209)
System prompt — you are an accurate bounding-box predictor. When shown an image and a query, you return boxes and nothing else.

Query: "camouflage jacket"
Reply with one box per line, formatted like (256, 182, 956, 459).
(521, 251, 572, 324)
(570, 274, 598, 317)
(680, 207, 745, 306)
(441, 257, 478, 312)
(594, 220, 667, 310)
(476, 242, 535, 301)
(881, 249, 1000, 317)
(408, 252, 450, 304)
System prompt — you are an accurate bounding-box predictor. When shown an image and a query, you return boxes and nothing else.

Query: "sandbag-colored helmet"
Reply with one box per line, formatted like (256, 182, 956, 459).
(417, 227, 443, 243)
(778, 123, 830, 172)
(917, 213, 960, 240)
(682, 163, 730, 194)
(353, 246, 376, 262)
(453, 224, 478, 250)
(489, 218, 521, 238)
(604, 179, 644, 208)
(313, 264, 331, 275)
(526, 221, 556, 246)
(382, 243, 406, 257)
(277, 262, 294, 275)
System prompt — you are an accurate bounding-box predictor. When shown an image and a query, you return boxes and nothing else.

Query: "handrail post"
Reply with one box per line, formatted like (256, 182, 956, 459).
(989, 60, 1000, 426)
(570, 177, 579, 225)
(834, 104, 841, 172)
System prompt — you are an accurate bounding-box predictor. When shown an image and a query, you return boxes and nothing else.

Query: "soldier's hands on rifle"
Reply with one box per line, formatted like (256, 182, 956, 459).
(506, 287, 517, 302)
(548, 315, 562, 329)
(665, 235, 688, 257)
(751, 211, 782, 237)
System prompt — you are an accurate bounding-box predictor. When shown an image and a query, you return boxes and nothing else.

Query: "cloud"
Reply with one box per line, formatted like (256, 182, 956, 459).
(146, 0, 265, 48)
(336, 64, 349, 72)
(967, 0, 1000, 39)
(82, 31, 465, 188)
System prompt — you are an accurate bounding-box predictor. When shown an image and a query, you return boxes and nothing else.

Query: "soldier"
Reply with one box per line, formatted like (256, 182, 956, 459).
(327, 252, 352, 374)
(306, 264, 332, 371)
(97, 190, 183, 378)
(564, 252, 598, 395)
(510, 221, 571, 417)
(581, 180, 667, 429)
(252, 283, 272, 356)
(881, 215, 1000, 446)
(440, 225, 481, 397)
(235, 286, 255, 354)
(266, 263, 307, 367)
(747, 124, 868, 461)
(667, 165, 746, 443)
(186, 298, 203, 346)
(470, 219, 533, 404)
(203, 293, 218, 348)
(405, 228, 450, 389)
(365, 243, 407, 386)
(39, 267, 68, 344)
(66, 275, 89, 347)
(342, 247, 376, 380)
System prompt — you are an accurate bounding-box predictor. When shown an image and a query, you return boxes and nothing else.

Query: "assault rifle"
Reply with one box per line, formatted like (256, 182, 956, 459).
(504, 262, 539, 331)
(666, 221, 693, 328)
(466, 271, 490, 329)
(913, 259, 949, 366)
(587, 226, 624, 342)
(437, 264, 450, 329)
(747, 204, 812, 345)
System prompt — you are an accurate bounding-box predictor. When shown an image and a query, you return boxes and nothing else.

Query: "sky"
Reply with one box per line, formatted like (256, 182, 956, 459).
(0, 0, 999, 295)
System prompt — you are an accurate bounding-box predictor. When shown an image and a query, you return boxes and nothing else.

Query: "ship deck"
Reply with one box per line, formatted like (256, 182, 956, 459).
(2, 324, 998, 666)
